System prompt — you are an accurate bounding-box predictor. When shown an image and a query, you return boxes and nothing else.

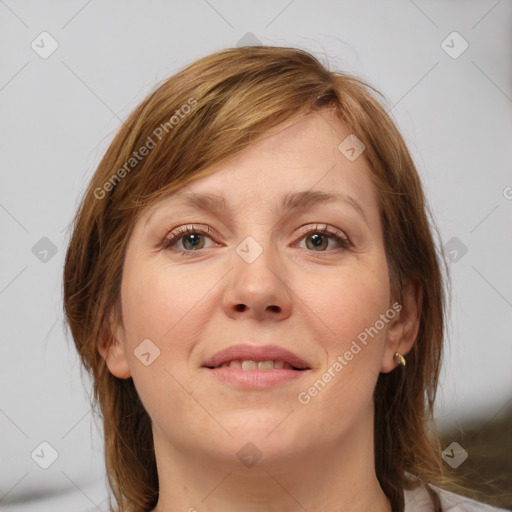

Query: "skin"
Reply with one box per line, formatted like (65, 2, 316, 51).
(100, 110, 421, 512)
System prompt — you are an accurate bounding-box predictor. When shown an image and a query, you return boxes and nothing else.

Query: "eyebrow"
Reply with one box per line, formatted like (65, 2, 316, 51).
(279, 190, 367, 223)
(146, 190, 368, 226)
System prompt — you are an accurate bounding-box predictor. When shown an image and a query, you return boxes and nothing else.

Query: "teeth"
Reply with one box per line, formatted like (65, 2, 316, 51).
(217, 359, 295, 370)
(241, 360, 258, 371)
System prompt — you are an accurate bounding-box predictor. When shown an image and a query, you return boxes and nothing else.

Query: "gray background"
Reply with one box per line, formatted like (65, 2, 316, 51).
(1, 0, 511, 510)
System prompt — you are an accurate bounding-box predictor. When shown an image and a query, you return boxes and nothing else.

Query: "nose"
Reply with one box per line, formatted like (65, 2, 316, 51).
(222, 237, 293, 322)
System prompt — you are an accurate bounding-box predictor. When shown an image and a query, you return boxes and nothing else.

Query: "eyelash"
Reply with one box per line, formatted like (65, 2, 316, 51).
(161, 224, 351, 255)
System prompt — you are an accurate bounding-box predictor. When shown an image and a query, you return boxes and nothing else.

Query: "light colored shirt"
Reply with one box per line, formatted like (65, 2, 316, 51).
(404, 483, 509, 511)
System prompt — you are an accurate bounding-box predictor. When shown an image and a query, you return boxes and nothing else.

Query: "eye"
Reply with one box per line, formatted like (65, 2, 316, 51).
(295, 224, 351, 252)
(162, 225, 216, 253)
(161, 223, 351, 255)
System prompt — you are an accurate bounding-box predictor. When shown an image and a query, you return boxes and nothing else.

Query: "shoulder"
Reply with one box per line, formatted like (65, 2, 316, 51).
(404, 482, 509, 512)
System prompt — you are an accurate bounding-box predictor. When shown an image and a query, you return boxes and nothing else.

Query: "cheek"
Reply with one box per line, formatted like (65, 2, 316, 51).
(118, 257, 216, 429)
(289, 272, 391, 448)
(301, 263, 391, 354)
(293, 275, 390, 431)
(122, 257, 191, 335)
(119, 255, 223, 369)
(294, 263, 391, 411)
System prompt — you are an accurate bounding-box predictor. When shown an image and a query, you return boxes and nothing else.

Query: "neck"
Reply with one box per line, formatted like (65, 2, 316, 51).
(150, 404, 392, 512)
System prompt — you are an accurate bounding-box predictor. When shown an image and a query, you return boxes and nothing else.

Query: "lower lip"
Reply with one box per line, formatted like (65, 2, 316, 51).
(203, 368, 309, 388)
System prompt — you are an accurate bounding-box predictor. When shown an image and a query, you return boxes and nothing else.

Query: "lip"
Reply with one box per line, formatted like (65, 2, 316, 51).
(201, 344, 311, 389)
(205, 367, 307, 388)
(202, 344, 310, 370)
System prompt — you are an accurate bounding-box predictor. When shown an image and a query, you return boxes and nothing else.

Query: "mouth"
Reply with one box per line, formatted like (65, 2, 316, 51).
(202, 344, 310, 371)
(201, 344, 311, 388)
(206, 359, 308, 371)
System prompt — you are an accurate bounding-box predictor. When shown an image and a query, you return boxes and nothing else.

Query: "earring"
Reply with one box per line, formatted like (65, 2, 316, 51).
(394, 352, 406, 367)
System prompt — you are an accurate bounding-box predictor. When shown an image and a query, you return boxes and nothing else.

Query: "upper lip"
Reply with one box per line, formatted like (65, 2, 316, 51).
(202, 344, 310, 370)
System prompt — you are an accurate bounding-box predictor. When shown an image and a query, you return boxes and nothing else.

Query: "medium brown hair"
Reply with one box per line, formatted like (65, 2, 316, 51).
(63, 46, 449, 512)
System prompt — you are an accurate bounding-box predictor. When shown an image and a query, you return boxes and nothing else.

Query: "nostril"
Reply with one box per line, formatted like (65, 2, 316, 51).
(233, 304, 280, 313)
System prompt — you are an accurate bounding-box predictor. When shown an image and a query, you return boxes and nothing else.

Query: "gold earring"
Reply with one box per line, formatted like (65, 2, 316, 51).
(394, 352, 406, 367)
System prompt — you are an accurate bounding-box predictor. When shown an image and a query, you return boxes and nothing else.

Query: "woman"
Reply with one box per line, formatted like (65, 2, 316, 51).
(63, 46, 505, 512)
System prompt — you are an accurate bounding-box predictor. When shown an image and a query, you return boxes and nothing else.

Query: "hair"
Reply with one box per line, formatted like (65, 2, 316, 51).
(63, 45, 450, 512)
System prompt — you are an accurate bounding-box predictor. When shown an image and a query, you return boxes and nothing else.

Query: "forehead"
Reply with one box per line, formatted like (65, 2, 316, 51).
(140, 110, 378, 223)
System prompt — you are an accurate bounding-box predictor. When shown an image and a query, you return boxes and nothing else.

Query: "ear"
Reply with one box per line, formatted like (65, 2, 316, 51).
(380, 279, 422, 373)
(98, 310, 132, 379)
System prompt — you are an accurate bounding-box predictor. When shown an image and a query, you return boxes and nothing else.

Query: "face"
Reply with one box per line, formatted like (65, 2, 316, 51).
(103, 110, 416, 471)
